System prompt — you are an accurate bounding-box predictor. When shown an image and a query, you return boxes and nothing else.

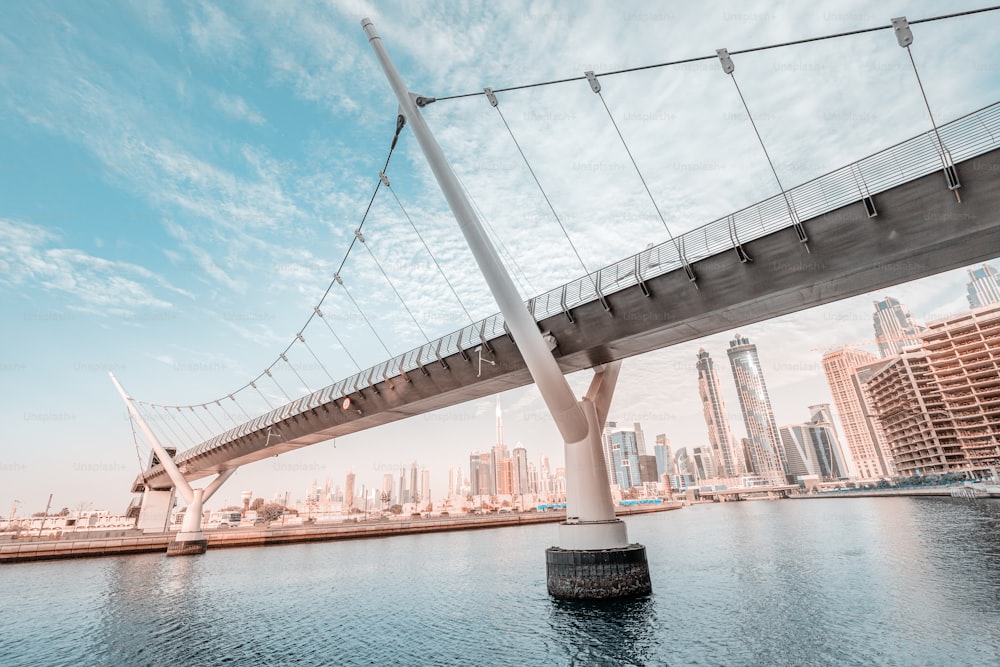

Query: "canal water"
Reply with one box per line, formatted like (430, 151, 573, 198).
(1, 497, 998, 666)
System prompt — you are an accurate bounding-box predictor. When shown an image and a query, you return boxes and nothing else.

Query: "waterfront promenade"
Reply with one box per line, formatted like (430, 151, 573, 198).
(0, 503, 681, 564)
(796, 482, 1000, 500)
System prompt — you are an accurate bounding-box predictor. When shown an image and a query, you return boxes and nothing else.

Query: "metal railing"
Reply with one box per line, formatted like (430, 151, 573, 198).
(169, 101, 1000, 470)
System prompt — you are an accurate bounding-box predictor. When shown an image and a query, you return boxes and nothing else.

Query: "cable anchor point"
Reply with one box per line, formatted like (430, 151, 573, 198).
(484, 87, 498, 107)
(717, 48, 734, 74)
(585, 71, 601, 93)
(891, 17, 913, 47)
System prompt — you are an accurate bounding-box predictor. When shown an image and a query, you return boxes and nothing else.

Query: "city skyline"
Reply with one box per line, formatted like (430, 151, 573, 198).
(3, 1, 1000, 512)
(191, 268, 999, 509)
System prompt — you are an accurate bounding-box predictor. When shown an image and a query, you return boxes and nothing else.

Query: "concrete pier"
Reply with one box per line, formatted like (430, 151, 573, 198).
(546, 545, 652, 599)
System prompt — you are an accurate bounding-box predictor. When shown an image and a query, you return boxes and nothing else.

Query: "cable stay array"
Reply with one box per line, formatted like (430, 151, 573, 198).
(453, 169, 538, 296)
(127, 116, 485, 453)
(426, 7, 1000, 103)
(381, 171, 475, 325)
(124, 5, 997, 461)
(483, 87, 594, 286)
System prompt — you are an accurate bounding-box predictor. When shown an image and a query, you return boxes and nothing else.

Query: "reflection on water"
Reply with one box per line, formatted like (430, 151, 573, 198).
(548, 595, 658, 666)
(1, 497, 999, 666)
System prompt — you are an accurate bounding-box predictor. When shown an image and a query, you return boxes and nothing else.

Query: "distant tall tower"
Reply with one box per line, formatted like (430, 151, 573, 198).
(779, 405, 851, 481)
(633, 422, 647, 456)
(966, 263, 1000, 308)
(654, 434, 673, 479)
(696, 348, 743, 477)
(381, 474, 394, 503)
(602, 421, 618, 487)
(872, 296, 925, 358)
(344, 471, 356, 510)
(420, 469, 431, 509)
(691, 445, 717, 481)
(608, 427, 642, 489)
(513, 445, 529, 495)
(469, 453, 481, 496)
(821, 347, 893, 479)
(496, 395, 504, 446)
(727, 333, 786, 484)
(409, 462, 420, 504)
(807, 404, 850, 479)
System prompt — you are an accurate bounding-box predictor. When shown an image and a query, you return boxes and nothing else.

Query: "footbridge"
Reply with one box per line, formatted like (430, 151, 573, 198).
(114, 12, 1000, 596)
(134, 102, 1000, 492)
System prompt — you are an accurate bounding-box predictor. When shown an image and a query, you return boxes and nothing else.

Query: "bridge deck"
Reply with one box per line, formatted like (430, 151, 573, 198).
(139, 102, 1000, 490)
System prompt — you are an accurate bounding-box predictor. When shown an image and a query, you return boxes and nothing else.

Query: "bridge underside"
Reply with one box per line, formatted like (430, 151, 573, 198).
(142, 147, 1000, 490)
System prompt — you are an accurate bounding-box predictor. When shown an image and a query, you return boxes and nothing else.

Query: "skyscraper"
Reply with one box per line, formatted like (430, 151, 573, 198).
(966, 263, 1000, 309)
(609, 427, 642, 489)
(513, 446, 529, 495)
(496, 457, 515, 495)
(477, 453, 492, 497)
(496, 395, 504, 447)
(409, 462, 420, 505)
(865, 304, 1000, 477)
(822, 347, 893, 479)
(872, 296, 925, 358)
(490, 396, 508, 496)
(527, 461, 539, 495)
(654, 434, 673, 479)
(807, 404, 850, 480)
(696, 348, 743, 477)
(633, 422, 647, 456)
(469, 453, 481, 496)
(779, 405, 850, 481)
(398, 467, 408, 505)
(420, 469, 431, 509)
(864, 351, 961, 477)
(602, 421, 618, 487)
(344, 471, 355, 510)
(727, 333, 786, 485)
(691, 445, 717, 481)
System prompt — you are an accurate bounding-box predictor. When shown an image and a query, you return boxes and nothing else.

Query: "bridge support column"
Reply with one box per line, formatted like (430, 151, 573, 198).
(110, 373, 237, 557)
(166, 468, 236, 556)
(363, 20, 648, 599)
(546, 363, 651, 599)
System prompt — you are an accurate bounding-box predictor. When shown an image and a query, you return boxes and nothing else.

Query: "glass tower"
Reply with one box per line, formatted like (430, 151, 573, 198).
(872, 296, 925, 358)
(966, 263, 1000, 309)
(727, 333, 786, 485)
(696, 348, 743, 477)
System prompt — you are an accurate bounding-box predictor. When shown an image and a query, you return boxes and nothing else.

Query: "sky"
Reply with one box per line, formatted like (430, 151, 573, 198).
(1, 0, 999, 514)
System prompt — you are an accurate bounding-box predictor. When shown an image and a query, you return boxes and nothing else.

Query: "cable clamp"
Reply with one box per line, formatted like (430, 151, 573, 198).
(296, 333, 306, 343)
(891, 17, 912, 47)
(484, 87, 498, 107)
(717, 48, 734, 74)
(334, 273, 344, 285)
(379, 171, 390, 187)
(354, 228, 366, 243)
(280, 353, 289, 363)
(585, 71, 601, 93)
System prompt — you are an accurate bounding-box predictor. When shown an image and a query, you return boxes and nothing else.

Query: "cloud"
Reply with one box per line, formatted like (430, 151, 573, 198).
(211, 91, 265, 125)
(0, 218, 189, 316)
(187, 3, 247, 61)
